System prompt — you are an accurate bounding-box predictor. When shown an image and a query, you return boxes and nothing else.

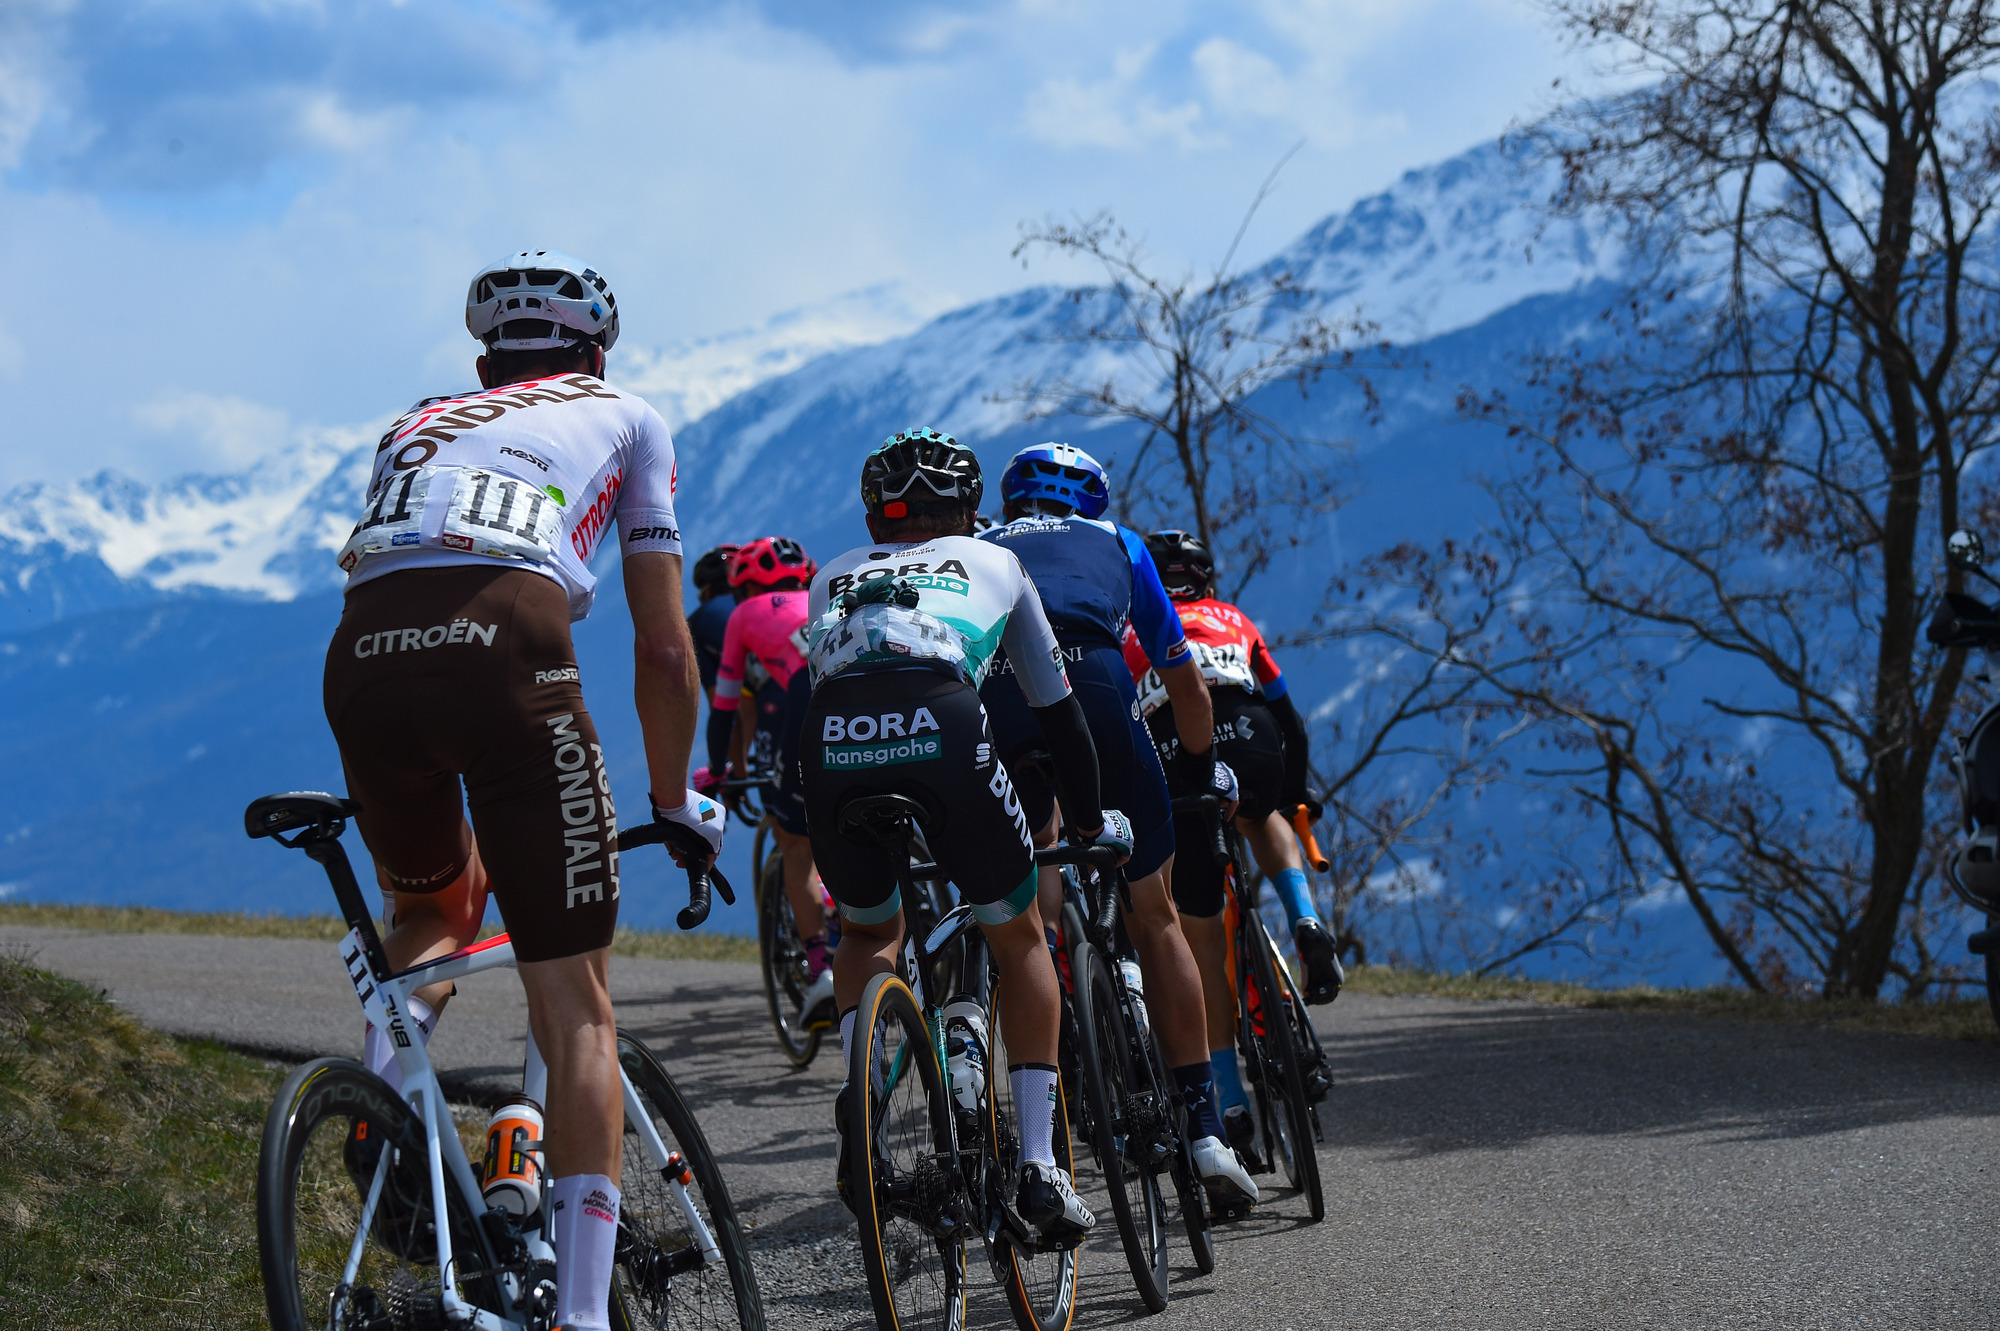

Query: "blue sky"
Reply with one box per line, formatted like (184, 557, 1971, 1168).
(0, 0, 1587, 485)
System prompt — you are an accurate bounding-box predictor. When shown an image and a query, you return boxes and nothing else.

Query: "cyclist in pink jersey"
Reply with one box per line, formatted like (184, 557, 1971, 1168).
(705, 538, 835, 1021)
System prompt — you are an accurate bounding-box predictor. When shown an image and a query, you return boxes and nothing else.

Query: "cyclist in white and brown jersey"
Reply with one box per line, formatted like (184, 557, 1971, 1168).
(323, 250, 721, 1331)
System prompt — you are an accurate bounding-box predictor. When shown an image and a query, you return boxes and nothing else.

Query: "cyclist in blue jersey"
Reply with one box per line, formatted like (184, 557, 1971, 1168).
(687, 543, 739, 707)
(979, 442, 1258, 1208)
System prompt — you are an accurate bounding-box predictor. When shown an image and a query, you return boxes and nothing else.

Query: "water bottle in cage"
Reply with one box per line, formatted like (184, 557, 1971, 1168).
(481, 1096, 545, 1219)
(1119, 957, 1151, 1045)
(942, 997, 988, 1114)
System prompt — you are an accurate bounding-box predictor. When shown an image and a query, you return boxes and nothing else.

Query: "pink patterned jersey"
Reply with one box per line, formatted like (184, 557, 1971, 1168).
(714, 590, 810, 711)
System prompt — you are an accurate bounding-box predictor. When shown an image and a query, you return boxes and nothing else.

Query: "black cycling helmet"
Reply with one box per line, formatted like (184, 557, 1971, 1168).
(692, 543, 740, 599)
(1146, 529, 1214, 600)
(861, 427, 983, 520)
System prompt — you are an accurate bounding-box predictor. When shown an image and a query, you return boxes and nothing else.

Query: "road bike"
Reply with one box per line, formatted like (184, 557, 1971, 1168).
(1927, 527, 2000, 1024)
(244, 790, 764, 1331)
(835, 792, 1112, 1331)
(1174, 794, 1329, 1224)
(1054, 855, 1214, 1312)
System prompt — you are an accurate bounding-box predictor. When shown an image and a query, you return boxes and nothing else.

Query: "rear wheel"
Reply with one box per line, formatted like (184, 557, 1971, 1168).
(256, 1058, 503, 1331)
(851, 973, 967, 1331)
(757, 846, 820, 1068)
(1986, 915, 2000, 1028)
(616, 1034, 764, 1329)
(1243, 916, 1326, 1222)
(1071, 943, 1169, 1313)
(985, 973, 1082, 1331)
(1142, 1026, 1213, 1275)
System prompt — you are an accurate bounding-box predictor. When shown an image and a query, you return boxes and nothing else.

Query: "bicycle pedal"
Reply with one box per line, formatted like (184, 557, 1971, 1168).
(1209, 1199, 1256, 1223)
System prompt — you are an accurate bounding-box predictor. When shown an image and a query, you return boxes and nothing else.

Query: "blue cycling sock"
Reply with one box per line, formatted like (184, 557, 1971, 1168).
(1171, 1064, 1227, 1143)
(1271, 867, 1318, 932)
(1209, 1048, 1249, 1113)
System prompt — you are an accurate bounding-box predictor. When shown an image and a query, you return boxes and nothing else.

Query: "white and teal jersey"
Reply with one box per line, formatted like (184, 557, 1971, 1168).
(807, 535, 1073, 706)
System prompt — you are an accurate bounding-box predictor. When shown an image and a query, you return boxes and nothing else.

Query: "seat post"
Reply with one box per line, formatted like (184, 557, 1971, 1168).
(305, 833, 393, 982)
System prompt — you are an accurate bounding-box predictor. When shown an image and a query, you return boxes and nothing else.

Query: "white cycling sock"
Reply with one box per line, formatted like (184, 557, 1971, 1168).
(551, 1173, 621, 1331)
(362, 995, 435, 1094)
(839, 1006, 857, 1070)
(1009, 1063, 1060, 1168)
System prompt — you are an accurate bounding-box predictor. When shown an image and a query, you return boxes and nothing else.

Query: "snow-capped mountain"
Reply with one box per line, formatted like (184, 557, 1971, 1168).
(0, 134, 1684, 970)
(0, 136, 1611, 631)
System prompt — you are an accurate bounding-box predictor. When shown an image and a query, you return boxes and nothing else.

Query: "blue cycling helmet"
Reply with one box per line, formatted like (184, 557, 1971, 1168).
(1000, 442, 1110, 520)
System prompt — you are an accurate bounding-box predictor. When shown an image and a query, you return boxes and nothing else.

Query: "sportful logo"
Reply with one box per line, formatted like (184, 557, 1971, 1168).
(548, 714, 618, 909)
(354, 620, 498, 657)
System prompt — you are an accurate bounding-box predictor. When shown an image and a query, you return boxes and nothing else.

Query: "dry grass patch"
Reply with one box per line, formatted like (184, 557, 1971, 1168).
(0, 901, 758, 965)
(1344, 965, 1999, 1042)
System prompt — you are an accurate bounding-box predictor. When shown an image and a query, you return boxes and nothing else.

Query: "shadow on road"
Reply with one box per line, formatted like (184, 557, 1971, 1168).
(1316, 996, 2000, 1158)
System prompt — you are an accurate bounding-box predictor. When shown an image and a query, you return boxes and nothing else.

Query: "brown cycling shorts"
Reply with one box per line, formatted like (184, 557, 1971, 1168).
(323, 565, 619, 963)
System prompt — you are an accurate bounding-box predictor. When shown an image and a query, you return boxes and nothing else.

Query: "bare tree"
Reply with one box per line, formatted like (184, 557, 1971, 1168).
(1007, 163, 1381, 598)
(1481, 0, 2000, 996)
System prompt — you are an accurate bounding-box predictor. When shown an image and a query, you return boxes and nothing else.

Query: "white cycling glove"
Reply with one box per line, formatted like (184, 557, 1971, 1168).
(651, 789, 726, 863)
(1090, 809, 1136, 860)
(1210, 760, 1240, 806)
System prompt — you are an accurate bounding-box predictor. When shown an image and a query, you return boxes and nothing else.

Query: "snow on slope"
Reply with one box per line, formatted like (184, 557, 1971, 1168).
(0, 135, 1617, 611)
(0, 284, 948, 606)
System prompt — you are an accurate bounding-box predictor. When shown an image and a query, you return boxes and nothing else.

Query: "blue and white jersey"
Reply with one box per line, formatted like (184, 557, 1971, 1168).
(980, 514, 1193, 670)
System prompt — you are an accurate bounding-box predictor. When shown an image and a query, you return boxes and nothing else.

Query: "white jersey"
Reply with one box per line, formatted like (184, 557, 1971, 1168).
(338, 373, 682, 621)
(806, 535, 1072, 707)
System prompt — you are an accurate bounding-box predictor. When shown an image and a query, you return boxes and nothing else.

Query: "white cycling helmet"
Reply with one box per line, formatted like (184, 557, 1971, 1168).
(465, 249, 620, 353)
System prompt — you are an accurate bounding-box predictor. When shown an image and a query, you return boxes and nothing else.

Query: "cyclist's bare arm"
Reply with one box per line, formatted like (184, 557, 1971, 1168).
(1159, 658, 1215, 755)
(625, 551, 702, 807)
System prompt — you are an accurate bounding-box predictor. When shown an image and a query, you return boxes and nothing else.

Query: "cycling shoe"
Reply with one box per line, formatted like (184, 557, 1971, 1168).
(1191, 1135, 1259, 1208)
(800, 969, 837, 1030)
(1015, 1162, 1095, 1239)
(833, 1084, 857, 1215)
(1294, 917, 1344, 1004)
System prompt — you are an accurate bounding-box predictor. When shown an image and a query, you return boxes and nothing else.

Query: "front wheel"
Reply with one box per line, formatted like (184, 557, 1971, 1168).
(256, 1058, 503, 1331)
(616, 1034, 764, 1329)
(1243, 917, 1326, 1223)
(851, 973, 967, 1331)
(756, 846, 821, 1068)
(1071, 942, 1169, 1313)
(986, 972, 1083, 1331)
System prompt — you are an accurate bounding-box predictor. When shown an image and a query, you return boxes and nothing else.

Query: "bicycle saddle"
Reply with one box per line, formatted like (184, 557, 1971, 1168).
(835, 792, 933, 851)
(244, 791, 361, 840)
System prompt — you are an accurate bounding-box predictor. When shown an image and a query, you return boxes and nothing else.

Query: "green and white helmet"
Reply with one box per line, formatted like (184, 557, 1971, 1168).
(466, 250, 620, 352)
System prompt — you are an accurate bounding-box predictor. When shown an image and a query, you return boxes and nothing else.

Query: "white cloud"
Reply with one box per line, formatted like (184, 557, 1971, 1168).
(133, 393, 291, 473)
(0, 1, 1589, 488)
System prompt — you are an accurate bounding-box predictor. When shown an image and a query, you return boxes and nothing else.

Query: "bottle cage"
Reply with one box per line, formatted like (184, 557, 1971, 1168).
(838, 576, 921, 616)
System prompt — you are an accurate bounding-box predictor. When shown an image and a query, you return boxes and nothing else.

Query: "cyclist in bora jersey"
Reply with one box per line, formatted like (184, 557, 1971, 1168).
(1126, 530, 1342, 1149)
(978, 443, 1258, 1205)
(704, 537, 834, 1020)
(325, 251, 723, 1331)
(802, 428, 1133, 1238)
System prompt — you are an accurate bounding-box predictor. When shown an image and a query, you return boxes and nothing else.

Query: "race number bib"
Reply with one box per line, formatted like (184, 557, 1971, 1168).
(336, 463, 566, 575)
(1190, 640, 1258, 692)
(808, 603, 971, 686)
(337, 466, 443, 572)
(439, 467, 564, 563)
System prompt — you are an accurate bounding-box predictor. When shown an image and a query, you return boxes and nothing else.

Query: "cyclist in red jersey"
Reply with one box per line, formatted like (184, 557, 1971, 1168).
(1124, 529, 1343, 1151)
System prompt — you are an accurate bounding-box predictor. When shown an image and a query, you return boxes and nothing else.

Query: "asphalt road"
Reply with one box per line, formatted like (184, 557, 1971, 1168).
(5, 924, 1997, 1331)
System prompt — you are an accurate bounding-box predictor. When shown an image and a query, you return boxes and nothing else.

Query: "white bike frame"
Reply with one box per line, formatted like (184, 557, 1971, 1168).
(335, 927, 722, 1331)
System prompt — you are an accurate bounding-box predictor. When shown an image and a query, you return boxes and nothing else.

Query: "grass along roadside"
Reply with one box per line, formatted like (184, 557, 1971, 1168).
(0, 900, 759, 964)
(0, 952, 280, 1328)
(1343, 964, 2000, 1043)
